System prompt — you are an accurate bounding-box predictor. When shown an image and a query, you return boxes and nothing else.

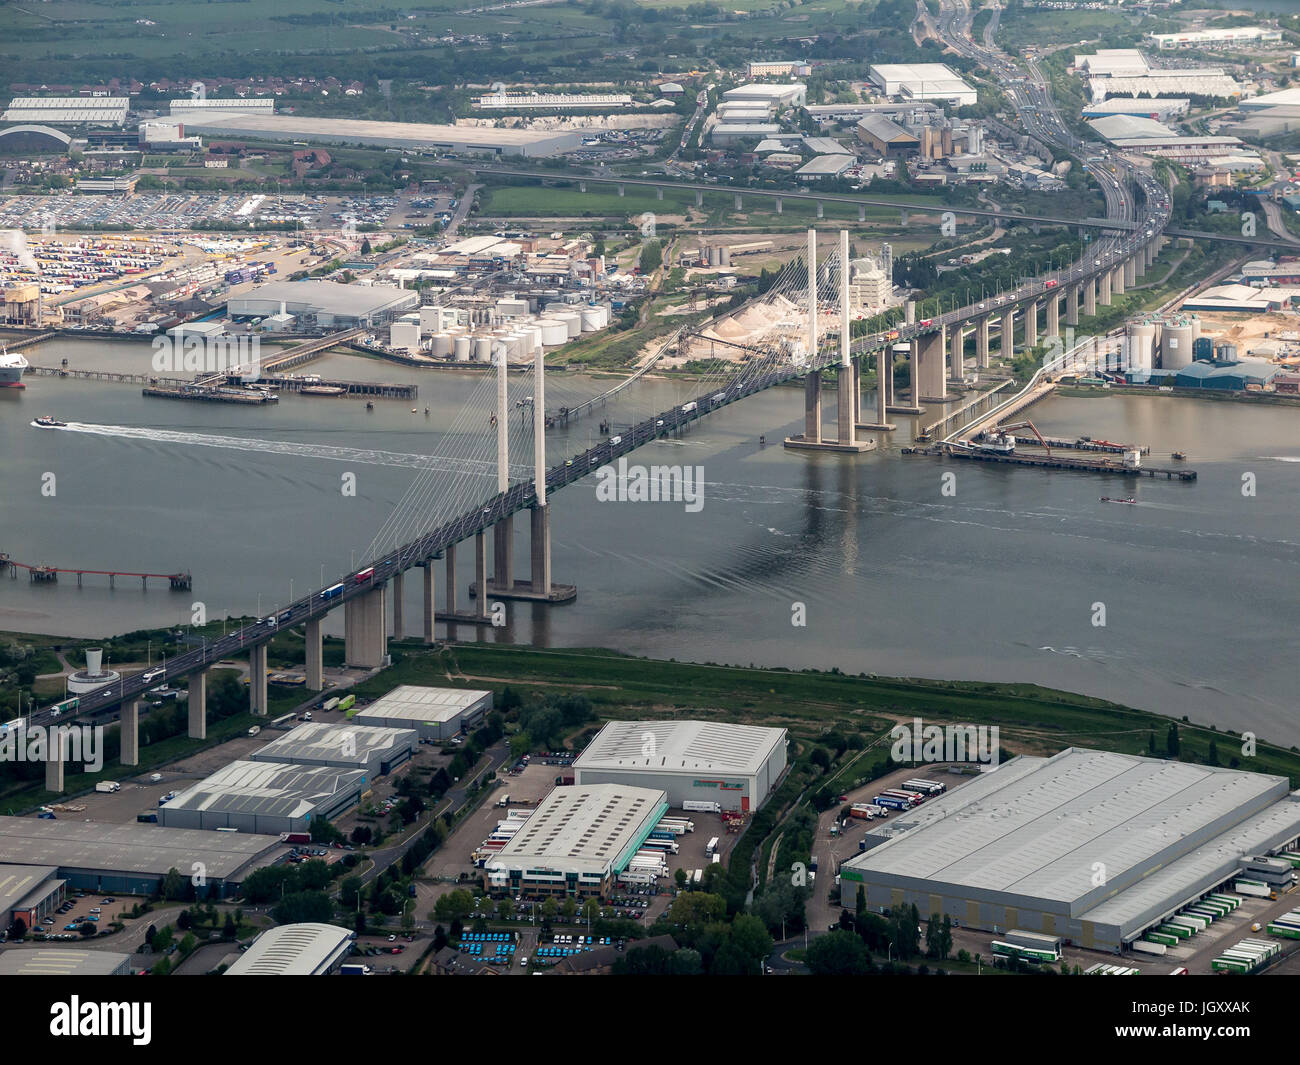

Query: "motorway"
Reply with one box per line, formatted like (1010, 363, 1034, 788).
(44, 0, 1174, 731)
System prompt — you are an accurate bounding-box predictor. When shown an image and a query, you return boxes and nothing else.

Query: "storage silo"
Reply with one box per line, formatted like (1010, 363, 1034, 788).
(538, 318, 569, 346)
(431, 332, 452, 357)
(1126, 319, 1157, 375)
(708, 245, 721, 267)
(1161, 316, 1196, 370)
(580, 306, 603, 332)
(719, 246, 731, 268)
(523, 323, 543, 354)
(454, 335, 472, 361)
(474, 335, 493, 362)
(1215, 341, 1238, 362)
(555, 310, 582, 338)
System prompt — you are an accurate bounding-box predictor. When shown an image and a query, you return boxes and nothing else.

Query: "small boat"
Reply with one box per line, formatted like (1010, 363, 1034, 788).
(1100, 496, 1137, 505)
(365, 400, 374, 410)
(33, 415, 67, 429)
(1172, 450, 1187, 460)
(758, 434, 766, 446)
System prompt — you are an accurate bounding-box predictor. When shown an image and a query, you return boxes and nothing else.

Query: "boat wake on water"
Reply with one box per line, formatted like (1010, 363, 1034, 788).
(52, 421, 533, 476)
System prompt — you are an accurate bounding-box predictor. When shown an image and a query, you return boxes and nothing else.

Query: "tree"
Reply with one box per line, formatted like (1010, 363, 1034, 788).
(667, 892, 726, 930)
(78, 921, 97, 938)
(497, 897, 516, 921)
(1166, 723, 1181, 758)
(272, 890, 333, 925)
(925, 913, 953, 960)
(434, 888, 475, 923)
(806, 930, 871, 975)
(7, 918, 26, 940)
(160, 867, 187, 901)
(541, 897, 559, 922)
(729, 914, 774, 968)
(638, 239, 662, 273)
(361, 237, 372, 255)
(675, 868, 689, 890)
(888, 904, 921, 961)
(176, 909, 192, 931)
(222, 913, 237, 940)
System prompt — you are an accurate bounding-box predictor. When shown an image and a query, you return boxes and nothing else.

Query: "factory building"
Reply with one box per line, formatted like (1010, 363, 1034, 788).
(178, 112, 583, 157)
(0, 865, 65, 931)
(353, 685, 492, 742)
(225, 923, 355, 975)
(721, 83, 806, 108)
(1073, 50, 1151, 78)
(158, 760, 369, 834)
(795, 154, 854, 180)
(1165, 360, 1279, 391)
(483, 784, 669, 898)
(1148, 26, 1282, 50)
(856, 114, 920, 158)
(0, 816, 279, 898)
(248, 722, 418, 775)
(1082, 98, 1189, 121)
(1087, 71, 1241, 102)
(0, 950, 132, 976)
(475, 92, 632, 109)
(227, 280, 417, 329)
(867, 64, 977, 107)
(169, 97, 276, 116)
(841, 748, 1300, 954)
(710, 122, 783, 146)
(747, 61, 811, 78)
(573, 720, 787, 813)
(0, 96, 130, 126)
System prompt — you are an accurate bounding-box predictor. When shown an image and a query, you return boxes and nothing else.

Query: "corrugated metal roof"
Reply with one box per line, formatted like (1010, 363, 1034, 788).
(574, 719, 785, 776)
(354, 685, 490, 724)
(163, 760, 366, 819)
(225, 922, 353, 975)
(250, 722, 417, 766)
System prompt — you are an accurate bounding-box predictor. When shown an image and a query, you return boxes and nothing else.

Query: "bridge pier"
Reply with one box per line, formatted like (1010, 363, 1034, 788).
(1046, 293, 1060, 339)
(391, 570, 404, 638)
(1146, 240, 1157, 268)
(1134, 251, 1145, 279)
(656, 187, 663, 201)
(695, 190, 703, 207)
(445, 543, 457, 616)
(1085, 278, 1097, 316)
(475, 531, 489, 620)
(1111, 264, 1125, 297)
(735, 193, 742, 210)
(492, 516, 514, 594)
(975, 315, 990, 369)
(1066, 285, 1080, 327)
(774, 198, 782, 215)
(44, 728, 64, 794)
(1025, 300, 1039, 349)
(858, 205, 866, 223)
(618, 184, 625, 197)
(579, 182, 586, 193)
(249, 643, 268, 716)
(189, 670, 207, 740)
(305, 618, 323, 691)
(530, 505, 552, 596)
(950, 326, 966, 385)
(1098, 271, 1111, 306)
(916, 327, 947, 402)
(858, 345, 896, 431)
(1000, 307, 1015, 360)
(1125, 256, 1137, 286)
(816, 202, 824, 220)
(343, 583, 387, 669)
(121, 699, 141, 765)
(421, 559, 436, 643)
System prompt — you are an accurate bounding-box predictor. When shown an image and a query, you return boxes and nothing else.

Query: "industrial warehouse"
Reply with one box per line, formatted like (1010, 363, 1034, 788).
(249, 722, 418, 775)
(482, 783, 669, 898)
(573, 720, 787, 813)
(224, 922, 355, 976)
(157, 760, 369, 835)
(353, 685, 492, 742)
(227, 279, 418, 329)
(0, 950, 133, 976)
(840, 749, 1300, 954)
(0, 816, 279, 897)
(176, 112, 585, 157)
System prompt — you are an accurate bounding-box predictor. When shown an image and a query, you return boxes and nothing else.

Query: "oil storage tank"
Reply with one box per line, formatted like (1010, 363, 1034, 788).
(1161, 316, 1197, 371)
(454, 335, 472, 361)
(538, 318, 569, 346)
(1125, 318, 1157, 375)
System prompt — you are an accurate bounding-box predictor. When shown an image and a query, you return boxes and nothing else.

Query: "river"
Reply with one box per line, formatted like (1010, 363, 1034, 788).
(3, 338, 1299, 743)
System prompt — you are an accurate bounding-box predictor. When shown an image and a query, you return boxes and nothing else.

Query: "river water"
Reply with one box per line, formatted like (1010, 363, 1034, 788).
(3, 338, 1299, 743)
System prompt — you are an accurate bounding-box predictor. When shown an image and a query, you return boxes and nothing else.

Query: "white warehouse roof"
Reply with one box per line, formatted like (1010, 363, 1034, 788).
(868, 64, 976, 104)
(2, 97, 130, 125)
(575, 719, 786, 777)
(487, 784, 668, 878)
(354, 685, 491, 725)
(225, 922, 354, 975)
(161, 760, 367, 820)
(249, 721, 417, 769)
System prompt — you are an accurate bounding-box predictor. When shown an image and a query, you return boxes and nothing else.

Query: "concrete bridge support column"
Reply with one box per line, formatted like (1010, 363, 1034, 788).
(421, 561, 436, 644)
(344, 584, 387, 669)
(45, 728, 64, 793)
(917, 327, 947, 402)
(1024, 300, 1039, 349)
(858, 205, 866, 223)
(852, 357, 862, 426)
(305, 619, 323, 692)
(656, 187, 663, 201)
(530, 505, 552, 597)
(1146, 240, 1156, 268)
(1098, 271, 1111, 306)
(950, 326, 966, 385)
(618, 184, 625, 197)
(1000, 308, 1015, 360)
(734, 194, 742, 210)
(1111, 265, 1125, 297)
(493, 516, 514, 593)
(976, 315, 990, 369)
(817, 202, 824, 220)
(803, 372, 822, 441)
(249, 644, 268, 716)
(1124, 256, 1137, 288)
(391, 570, 404, 639)
(774, 198, 782, 215)
(120, 699, 141, 765)
(1046, 293, 1060, 339)
(1085, 278, 1097, 316)
(695, 190, 703, 207)
(1067, 285, 1080, 327)
(475, 531, 489, 620)
(444, 543, 457, 616)
(188, 670, 207, 739)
